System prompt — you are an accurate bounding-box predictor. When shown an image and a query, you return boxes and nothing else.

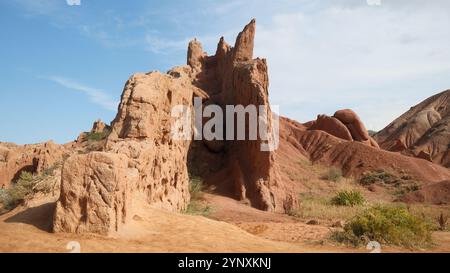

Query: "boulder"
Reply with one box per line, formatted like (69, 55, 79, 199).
(305, 109, 379, 149)
(53, 152, 135, 234)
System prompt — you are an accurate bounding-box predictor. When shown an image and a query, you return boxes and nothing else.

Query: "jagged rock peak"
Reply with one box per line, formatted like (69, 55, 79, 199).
(187, 19, 256, 70)
(187, 38, 206, 70)
(233, 18, 256, 62)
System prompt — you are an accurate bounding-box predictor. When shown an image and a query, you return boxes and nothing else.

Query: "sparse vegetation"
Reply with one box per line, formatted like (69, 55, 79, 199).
(437, 212, 448, 231)
(331, 190, 365, 207)
(0, 171, 35, 210)
(189, 176, 204, 200)
(183, 176, 212, 217)
(184, 201, 212, 216)
(42, 161, 62, 176)
(0, 164, 60, 213)
(289, 193, 366, 222)
(332, 205, 433, 248)
(86, 130, 110, 141)
(393, 183, 420, 197)
(407, 204, 450, 231)
(359, 170, 398, 185)
(321, 167, 343, 182)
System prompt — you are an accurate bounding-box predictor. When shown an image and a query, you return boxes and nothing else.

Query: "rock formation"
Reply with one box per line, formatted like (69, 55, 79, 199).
(374, 90, 450, 167)
(54, 68, 197, 234)
(76, 119, 111, 143)
(0, 141, 67, 188)
(186, 19, 297, 212)
(306, 109, 379, 148)
(53, 19, 298, 235)
(53, 152, 133, 234)
(51, 20, 450, 236)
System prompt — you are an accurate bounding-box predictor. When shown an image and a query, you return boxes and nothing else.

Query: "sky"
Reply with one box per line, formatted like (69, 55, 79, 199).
(1, 0, 450, 144)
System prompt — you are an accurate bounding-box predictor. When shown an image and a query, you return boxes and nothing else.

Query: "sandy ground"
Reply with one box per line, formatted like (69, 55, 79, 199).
(0, 193, 449, 253)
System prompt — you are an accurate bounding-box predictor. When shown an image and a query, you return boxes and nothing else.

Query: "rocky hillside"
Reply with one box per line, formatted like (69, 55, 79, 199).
(374, 90, 450, 167)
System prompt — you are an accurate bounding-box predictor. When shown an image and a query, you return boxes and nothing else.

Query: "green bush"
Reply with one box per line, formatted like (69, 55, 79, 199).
(332, 205, 432, 248)
(0, 171, 36, 210)
(322, 167, 343, 182)
(331, 190, 365, 206)
(86, 130, 109, 141)
(359, 170, 398, 185)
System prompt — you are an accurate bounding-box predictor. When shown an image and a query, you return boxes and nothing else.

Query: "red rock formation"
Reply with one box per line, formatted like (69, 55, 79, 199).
(186, 19, 297, 212)
(305, 109, 379, 149)
(282, 119, 450, 183)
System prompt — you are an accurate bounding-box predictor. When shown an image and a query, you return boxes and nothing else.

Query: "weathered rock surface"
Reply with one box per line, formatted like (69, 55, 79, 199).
(53, 152, 134, 234)
(375, 90, 450, 167)
(54, 67, 197, 234)
(0, 141, 67, 188)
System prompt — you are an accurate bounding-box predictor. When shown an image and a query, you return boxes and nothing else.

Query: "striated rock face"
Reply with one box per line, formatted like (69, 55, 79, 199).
(306, 109, 379, 149)
(374, 90, 450, 167)
(0, 141, 67, 188)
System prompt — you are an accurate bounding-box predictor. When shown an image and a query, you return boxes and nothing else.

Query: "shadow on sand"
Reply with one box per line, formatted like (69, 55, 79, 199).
(5, 202, 56, 232)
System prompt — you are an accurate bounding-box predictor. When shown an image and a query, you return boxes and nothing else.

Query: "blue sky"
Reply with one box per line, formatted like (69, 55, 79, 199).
(1, 0, 450, 144)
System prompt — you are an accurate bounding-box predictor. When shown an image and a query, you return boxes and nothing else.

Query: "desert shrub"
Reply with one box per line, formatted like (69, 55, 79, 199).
(42, 161, 62, 177)
(394, 183, 421, 197)
(321, 167, 343, 182)
(0, 171, 36, 210)
(86, 130, 110, 141)
(332, 205, 432, 248)
(359, 170, 398, 185)
(331, 190, 365, 207)
(189, 176, 204, 200)
(183, 176, 212, 216)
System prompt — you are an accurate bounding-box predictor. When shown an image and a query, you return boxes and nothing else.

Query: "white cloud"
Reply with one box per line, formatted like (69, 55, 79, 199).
(48, 76, 118, 111)
(254, 1, 450, 129)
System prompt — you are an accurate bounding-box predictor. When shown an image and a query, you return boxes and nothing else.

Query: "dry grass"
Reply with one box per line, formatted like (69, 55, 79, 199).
(406, 204, 450, 231)
(289, 193, 368, 222)
(183, 176, 213, 217)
